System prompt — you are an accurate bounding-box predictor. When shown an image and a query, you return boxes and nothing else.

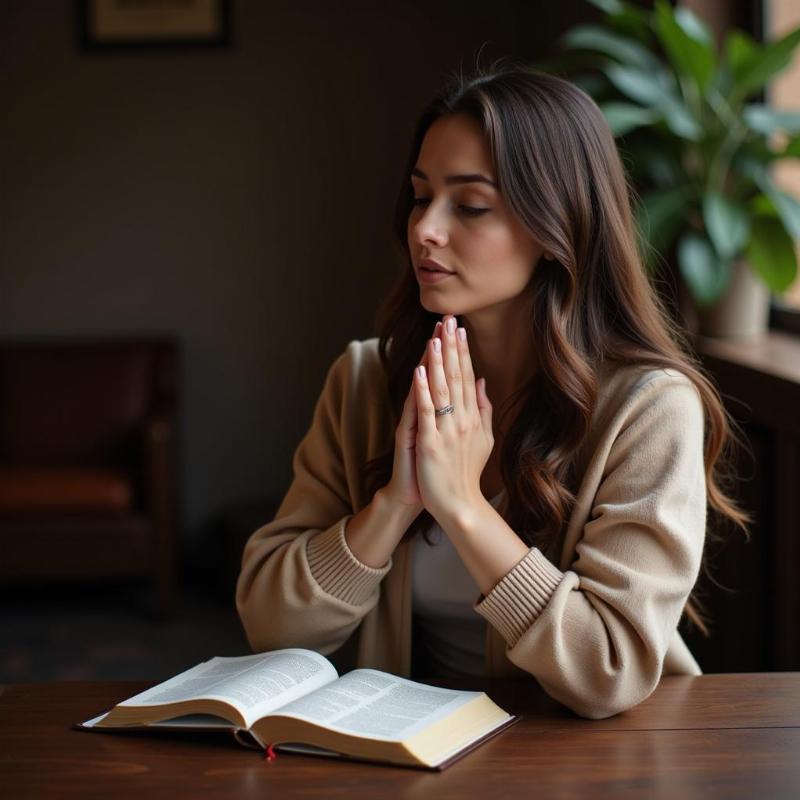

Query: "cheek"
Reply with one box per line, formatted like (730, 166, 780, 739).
(464, 224, 537, 279)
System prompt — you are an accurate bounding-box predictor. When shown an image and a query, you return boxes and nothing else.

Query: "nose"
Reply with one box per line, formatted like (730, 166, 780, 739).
(410, 203, 448, 249)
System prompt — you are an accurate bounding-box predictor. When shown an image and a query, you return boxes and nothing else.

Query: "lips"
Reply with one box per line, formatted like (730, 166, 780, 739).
(417, 258, 455, 286)
(419, 258, 454, 274)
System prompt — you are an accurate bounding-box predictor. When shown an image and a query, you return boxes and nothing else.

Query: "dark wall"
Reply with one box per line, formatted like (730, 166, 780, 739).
(0, 1, 593, 560)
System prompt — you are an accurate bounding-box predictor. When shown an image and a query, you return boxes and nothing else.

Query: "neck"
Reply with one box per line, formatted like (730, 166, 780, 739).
(461, 303, 536, 435)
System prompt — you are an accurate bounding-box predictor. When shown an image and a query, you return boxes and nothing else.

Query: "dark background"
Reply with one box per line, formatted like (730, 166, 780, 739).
(1, 0, 780, 683)
(0, 0, 600, 577)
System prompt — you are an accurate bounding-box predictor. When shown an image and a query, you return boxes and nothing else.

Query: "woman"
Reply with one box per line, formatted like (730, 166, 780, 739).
(236, 64, 747, 719)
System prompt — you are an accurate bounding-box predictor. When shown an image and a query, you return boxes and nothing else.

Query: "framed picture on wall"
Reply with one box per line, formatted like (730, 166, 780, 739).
(79, 0, 231, 50)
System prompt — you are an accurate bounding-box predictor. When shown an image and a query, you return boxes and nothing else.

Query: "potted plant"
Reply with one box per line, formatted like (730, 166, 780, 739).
(545, 0, 800, 337)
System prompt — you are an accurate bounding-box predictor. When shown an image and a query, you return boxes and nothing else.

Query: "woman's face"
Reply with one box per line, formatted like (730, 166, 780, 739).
(407, 113, 544, 319)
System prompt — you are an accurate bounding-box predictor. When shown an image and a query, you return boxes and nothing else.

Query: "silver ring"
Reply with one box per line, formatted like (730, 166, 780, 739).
(434, 404, 455, 417)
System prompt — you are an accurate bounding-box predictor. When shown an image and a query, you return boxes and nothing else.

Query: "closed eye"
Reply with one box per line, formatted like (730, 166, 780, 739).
(411, 198, 489, 217)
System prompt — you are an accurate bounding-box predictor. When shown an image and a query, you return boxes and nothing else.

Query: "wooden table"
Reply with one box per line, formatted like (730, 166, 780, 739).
(2, 674, 800, 799)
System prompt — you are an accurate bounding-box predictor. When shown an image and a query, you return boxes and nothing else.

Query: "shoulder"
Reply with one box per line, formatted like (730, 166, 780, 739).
(321, 338, 393, 472)
(591, 362, 705, 448)
(325, 337, 384, 392)
(336, 337, 382, 374)
(600, 361, 702, 412)
(318, 337, 389, 418)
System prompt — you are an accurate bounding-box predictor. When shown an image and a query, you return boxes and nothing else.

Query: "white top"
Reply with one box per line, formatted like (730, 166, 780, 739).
(411, 491, 505, 679)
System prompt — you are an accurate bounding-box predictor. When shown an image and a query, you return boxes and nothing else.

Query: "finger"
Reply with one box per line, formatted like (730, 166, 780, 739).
(396, 388, 418, 448)
(415, 364, 437, 438)
(409, 384, 418, 431)
(476, 377, 493, 433)
(404, 321, 440, 431)
(454, 324, 477, 414)
(400, 378, 415, 420)
(415, 322, 438, 370)
(405, 381, 418, 437)
(441, 316, 464, 411)
(428, 334, 451, 414)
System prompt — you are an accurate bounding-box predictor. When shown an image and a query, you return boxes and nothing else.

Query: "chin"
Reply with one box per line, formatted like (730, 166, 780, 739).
(420, 294, 460, 317)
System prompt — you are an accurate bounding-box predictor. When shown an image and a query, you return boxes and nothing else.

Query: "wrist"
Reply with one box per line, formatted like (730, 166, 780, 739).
(375, 486, 423, 527)
(343, 488, 418, 570)
(438, 494, 494, 540)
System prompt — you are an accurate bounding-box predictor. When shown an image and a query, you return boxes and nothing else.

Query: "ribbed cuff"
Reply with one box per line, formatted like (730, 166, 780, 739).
(475, 547, 564, 646)
(306, 517, 392, 606)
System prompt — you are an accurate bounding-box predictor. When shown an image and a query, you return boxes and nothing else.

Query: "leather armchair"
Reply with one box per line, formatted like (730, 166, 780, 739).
(0, 338, 179, 618)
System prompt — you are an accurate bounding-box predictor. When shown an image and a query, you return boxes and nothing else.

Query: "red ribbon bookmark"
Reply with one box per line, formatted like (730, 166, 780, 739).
(263, 744, 277, 762)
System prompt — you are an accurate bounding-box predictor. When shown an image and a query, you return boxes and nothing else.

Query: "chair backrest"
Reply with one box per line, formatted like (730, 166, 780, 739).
(0, 339, 177, 468)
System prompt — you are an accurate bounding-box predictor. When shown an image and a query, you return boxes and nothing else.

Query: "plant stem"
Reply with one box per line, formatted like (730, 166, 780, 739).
(707, 121, 749, 196)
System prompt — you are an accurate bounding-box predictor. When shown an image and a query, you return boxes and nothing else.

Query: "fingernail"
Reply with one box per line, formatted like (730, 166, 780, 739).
(446, 318, 456, 335)
(433, 338, 441, 353)
(457, 327, 466, 342)
(417, 365, 426, 379)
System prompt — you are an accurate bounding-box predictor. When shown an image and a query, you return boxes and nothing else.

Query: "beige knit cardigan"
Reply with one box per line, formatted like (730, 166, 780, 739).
(236, 338, 706, 719)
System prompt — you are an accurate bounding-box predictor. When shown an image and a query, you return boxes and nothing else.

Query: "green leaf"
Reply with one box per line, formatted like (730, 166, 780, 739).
(725, 30, 758, 79)
(604, 63, 665, 104)
(782, 136, 800, 158)
(743, 105, 800, 135)
(600, 102, 659, 135)
(624, 141, 686, 188)
(678, 232, 732, 306)
(735, 153, 771, 183)
(738, 138, 783, 164)
(586, 0, 627, 13)
(745, 215, 798, 292)
(673, 7, 715, 47)
(586, 0, 651, 36)
(734, 157, 800, 240)
(731, 24, 800, 101)
(604, 64, 702, 140)
(717, 30, 757, 98)
(766, 188, 800, 241)
(654, 0, 716, 92)
(607, 12, 652, 45)
(703, 192, 750, 259)
(755, 173, 800, 240)
(750, 193, 776, 216)
(637, 186, 690, 256)
(560, 26, 660, 71)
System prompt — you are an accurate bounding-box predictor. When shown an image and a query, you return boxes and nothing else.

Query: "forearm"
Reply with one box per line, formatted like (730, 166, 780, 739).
(444, 503, 668, 717)
(344, 488, 421, 568)
(440, 497, 530, 596)
(237, 520, 379, 655)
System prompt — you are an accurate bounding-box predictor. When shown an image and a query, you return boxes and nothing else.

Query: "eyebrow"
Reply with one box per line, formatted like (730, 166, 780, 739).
(411, 167, 498, 188)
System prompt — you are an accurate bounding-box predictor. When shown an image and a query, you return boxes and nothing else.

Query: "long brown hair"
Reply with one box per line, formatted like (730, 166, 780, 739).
(364, 61, 749, 635)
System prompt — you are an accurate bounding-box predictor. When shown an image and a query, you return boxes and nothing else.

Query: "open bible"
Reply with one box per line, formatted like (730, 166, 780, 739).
(77, 648, 518, 770)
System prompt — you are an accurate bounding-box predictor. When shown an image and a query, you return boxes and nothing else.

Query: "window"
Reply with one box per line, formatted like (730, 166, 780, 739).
(767, 0, 800, 311)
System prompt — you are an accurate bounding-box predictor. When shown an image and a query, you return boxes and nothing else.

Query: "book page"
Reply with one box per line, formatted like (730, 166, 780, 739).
(82, 712, 237, 730)
(117, 649, 338, 727)
(269, 669, 483, 741)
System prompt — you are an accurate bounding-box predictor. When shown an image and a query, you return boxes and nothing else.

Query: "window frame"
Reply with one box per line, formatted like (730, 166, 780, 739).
(771, 301, 800, 335)
(763, 0, 800, 332)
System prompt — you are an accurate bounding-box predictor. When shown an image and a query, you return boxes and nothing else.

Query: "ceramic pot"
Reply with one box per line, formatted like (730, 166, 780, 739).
(697, 258, 771, 338)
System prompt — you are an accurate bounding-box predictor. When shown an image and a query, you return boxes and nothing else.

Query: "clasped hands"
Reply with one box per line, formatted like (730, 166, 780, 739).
(389, 314, 494, 528)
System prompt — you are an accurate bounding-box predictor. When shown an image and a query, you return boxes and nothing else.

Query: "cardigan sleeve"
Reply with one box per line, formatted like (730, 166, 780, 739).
(236, 341, 392, 656)
(474, 372, 707, 719)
